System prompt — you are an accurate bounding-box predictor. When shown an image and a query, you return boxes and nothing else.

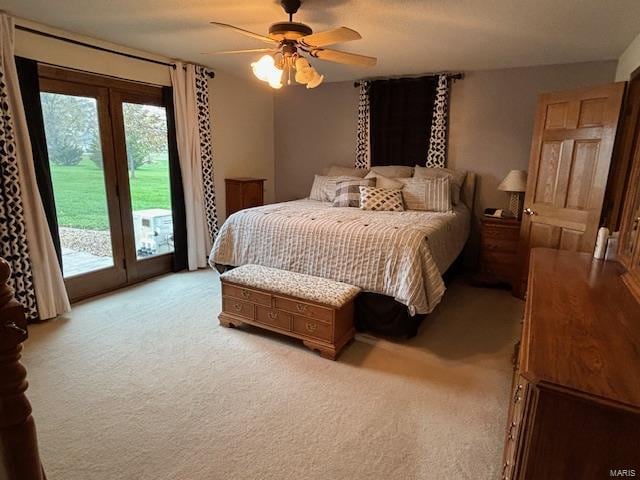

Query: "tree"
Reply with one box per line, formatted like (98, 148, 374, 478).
(122, 103, 167, 178)
(40, 92, 98, 166)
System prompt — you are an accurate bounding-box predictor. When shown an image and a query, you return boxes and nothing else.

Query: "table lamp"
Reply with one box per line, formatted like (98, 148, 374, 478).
(498, 170, 527, 219)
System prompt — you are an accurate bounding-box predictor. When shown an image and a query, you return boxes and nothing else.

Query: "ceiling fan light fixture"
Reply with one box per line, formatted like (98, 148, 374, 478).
(251, 54, 284, 89)
(306, 71, 324, 89)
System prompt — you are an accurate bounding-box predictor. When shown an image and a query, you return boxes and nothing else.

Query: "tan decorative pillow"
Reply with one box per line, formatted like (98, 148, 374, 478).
(359, 186, 405, 212)
(413, 165, 467, 205)
(369, 165, 414, 178)
(326, 165, 369, 178)
(364, 171, 404, 189)
(333, 178, 375, 207)
(398, 177, 452, 212)
(309, 175, 361, 202)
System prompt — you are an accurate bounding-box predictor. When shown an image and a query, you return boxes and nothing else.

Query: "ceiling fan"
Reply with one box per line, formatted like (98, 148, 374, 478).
(203, 0, 377, 89)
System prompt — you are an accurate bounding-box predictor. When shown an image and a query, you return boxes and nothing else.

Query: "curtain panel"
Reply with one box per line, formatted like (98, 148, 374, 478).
(0, 13, 70, 320)
(355, 74, 451, 169)
(169, 62, 218, 270)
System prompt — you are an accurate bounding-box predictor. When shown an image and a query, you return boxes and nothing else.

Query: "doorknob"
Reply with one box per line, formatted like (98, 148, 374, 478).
(523, 208, 536, 216)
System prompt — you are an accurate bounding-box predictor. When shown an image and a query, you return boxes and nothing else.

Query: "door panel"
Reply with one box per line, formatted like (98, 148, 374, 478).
(39, 79, 127, 301)
(516, 82, 625, 297)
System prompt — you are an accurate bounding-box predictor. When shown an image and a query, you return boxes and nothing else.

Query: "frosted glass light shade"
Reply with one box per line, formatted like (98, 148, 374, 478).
(498, 170, 527, 192)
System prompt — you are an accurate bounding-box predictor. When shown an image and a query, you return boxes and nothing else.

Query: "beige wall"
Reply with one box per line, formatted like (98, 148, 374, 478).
(616, 31, 640, 81)
(14, 18, 275, 224)
(274, 61, 617, 216)
(274, 82, 359, 201)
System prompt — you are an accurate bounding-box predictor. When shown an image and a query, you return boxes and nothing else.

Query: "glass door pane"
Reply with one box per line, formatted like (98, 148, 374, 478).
(121, 102, 174, 259)
(40, 92, 114, 277)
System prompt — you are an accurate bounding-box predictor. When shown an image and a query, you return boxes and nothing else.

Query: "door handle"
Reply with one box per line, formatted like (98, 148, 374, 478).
(523, 208, 536, 216)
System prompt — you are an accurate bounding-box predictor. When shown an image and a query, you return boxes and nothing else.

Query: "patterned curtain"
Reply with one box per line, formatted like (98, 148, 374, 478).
(194, 66, 219, 244)
(0, 68, 39, 320)
(426, 74, 450, 168)
(354, 81, 370, 169)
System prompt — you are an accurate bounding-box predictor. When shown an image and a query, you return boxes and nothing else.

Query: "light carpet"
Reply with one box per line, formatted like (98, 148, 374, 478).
(22, 269, 523, 480)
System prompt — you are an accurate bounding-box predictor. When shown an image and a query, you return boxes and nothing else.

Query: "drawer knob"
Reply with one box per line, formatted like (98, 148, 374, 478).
(305, 322, 317, 333)
(241, 290, 250, 299)
(268, 311, 278, 320)
(233, 303, 242, 312)
(296, 303, 307, 313)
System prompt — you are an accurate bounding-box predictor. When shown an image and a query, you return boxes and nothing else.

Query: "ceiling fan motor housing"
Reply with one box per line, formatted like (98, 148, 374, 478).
(268, 22, 313, 41)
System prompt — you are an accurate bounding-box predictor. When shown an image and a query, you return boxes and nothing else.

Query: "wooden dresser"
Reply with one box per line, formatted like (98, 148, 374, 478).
(225, 177, 265, 218)
(476, 216, 521, 287)
(502, 248, 640, 480)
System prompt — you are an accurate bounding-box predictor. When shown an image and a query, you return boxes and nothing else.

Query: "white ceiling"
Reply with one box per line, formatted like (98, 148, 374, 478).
(5, 0, 640, 82)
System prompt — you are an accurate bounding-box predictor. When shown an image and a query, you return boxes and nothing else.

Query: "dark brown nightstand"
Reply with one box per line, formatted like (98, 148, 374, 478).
(474, 216, 521, 288)
(225, 178, 266, 218)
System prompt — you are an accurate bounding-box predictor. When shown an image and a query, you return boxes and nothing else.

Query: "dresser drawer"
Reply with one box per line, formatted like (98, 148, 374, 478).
(292, 315, 333, 342)
(222, 297, 255, 320)
(255, 306, 292, 332)
(274, 296, 332, 323)
(223, 283, 271, 306)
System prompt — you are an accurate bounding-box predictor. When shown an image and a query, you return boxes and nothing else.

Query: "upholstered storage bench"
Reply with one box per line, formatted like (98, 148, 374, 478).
(219, 265, 360, 360)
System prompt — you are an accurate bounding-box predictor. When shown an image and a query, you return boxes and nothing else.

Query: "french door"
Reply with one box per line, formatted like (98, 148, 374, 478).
(38, 67, 181, 301)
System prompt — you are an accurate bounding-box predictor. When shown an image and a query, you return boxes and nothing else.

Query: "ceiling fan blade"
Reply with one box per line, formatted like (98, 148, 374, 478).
(201, 48, 275, 56)
(310, 48, 377, 67)
(299, 27, 361, 48)
(209, 22, 278, 44)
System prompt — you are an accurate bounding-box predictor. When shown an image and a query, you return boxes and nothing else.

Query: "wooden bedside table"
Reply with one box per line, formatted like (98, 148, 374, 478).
(474, 216, 521, 288)
(225, 178, 266, 217)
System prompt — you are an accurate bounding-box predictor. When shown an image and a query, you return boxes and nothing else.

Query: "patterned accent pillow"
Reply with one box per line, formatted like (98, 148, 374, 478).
(309, 175, 361, 202)
(398, 177, 452, 212)
(413, 166, 467, 205)
(359, 186, 405, 212)
(333, 178, 375, 207)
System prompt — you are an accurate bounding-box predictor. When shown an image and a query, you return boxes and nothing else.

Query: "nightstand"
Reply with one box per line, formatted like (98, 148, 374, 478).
(474, 216, 521, 288)
(225, 178, 266, 217)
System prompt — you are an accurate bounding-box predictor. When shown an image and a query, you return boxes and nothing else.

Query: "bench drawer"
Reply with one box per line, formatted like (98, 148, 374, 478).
(292, 315, 333, 342)
(274, 296, 332, 323)
(223, 284, 271, 306)
(255, 306, 292, 332)
(222, 297, 255, 320)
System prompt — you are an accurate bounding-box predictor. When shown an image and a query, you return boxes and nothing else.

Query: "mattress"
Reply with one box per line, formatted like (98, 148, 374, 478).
(209, 199, 470, 315)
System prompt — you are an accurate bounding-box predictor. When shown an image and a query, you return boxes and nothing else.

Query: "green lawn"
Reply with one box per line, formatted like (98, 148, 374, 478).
(51, 154, 172, 230)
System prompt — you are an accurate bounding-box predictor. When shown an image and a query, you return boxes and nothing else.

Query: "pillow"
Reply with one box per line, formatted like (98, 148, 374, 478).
(333, 178, 375, 207)
(326, 165, 369, 178)
(369, 165, 414, 178)
(359, 186, 405, 212)
(364, 171, 404, 189)
(309, 175, 361, 202)
(413, 165, 467, 205)
(398, 177, 452, 212)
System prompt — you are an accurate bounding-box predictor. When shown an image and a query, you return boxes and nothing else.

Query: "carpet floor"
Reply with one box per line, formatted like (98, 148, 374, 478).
(22, 269, 523, 480)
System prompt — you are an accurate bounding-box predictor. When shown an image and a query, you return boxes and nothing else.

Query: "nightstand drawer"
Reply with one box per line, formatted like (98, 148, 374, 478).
(481, 252, 517, 277)
(481, 236, 519, 253)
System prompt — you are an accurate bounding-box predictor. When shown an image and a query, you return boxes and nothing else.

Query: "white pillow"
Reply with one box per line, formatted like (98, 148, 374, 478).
(369, 165, 414, 178)
(397, 177, 452, 212)
(326, 165, 369, 178)
(413, 165, 467, 205)
(309, 175, 361, 202)
(364, 171, 404, 189)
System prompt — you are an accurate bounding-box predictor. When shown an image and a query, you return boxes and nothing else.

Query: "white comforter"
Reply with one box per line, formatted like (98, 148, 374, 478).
(209, 199, 470, 314)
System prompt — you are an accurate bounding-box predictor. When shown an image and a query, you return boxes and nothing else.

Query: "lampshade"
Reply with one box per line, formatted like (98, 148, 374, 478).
(498, 170, 527, 192)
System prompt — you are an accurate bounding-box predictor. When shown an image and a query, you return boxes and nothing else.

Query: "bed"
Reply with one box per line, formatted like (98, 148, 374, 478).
(209, 173, 475, 337)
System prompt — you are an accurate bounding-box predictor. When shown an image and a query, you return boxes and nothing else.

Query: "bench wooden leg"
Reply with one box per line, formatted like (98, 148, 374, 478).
(302, 340, 337, 360)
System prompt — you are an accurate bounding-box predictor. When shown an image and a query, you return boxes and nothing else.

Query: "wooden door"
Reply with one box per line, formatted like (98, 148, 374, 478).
(515, 82, 625, 297)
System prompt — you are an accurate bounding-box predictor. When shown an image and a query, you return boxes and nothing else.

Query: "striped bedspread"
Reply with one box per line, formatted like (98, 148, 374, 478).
(209, 199, 470, 314)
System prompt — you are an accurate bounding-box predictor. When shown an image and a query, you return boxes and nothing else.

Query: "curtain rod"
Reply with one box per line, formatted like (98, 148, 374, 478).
(16, 24, 215, 78)
(353, 72, 463, 87)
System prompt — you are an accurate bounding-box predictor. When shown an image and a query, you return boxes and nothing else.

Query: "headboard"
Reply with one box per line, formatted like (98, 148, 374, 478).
(461, 172, 476, 212)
